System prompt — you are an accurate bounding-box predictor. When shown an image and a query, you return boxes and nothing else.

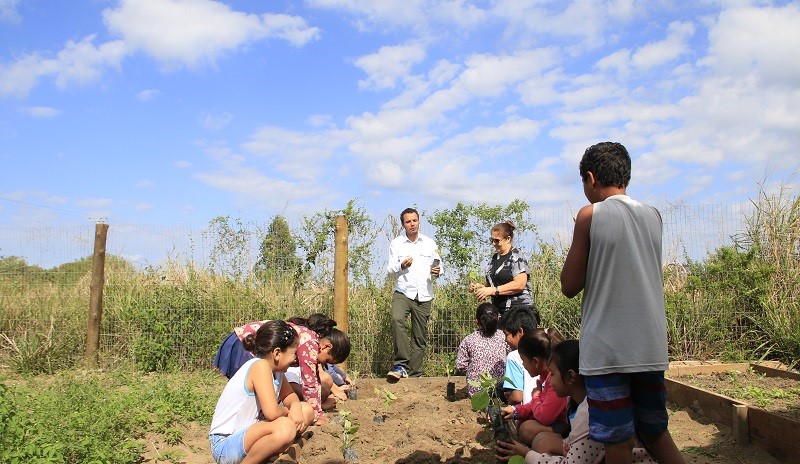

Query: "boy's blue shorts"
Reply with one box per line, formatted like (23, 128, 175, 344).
(585, 371, 668, 444)
(209, 426, 248, 464)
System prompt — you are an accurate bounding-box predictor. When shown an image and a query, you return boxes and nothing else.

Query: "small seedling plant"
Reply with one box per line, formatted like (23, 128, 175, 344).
(468, 371, 511, 412)
(443, 352, 457, 400)
(443, 351, 456, 380)
(373, 387, 397, 422)
(347, 370, 360, 400)
(469, 372, 517, 439)
(339, 410, 359, 460)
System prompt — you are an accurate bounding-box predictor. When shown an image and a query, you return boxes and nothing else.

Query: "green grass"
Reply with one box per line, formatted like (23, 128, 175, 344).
(0, 366, 223, 464)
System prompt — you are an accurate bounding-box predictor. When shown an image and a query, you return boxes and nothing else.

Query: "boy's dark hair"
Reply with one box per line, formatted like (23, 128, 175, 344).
(287, 313, 337, 338)
(499, 305, 540, 335)
(243, 320, 297, 357)
(518, 328, 564, 360)
(579, 141, 631, 188)
(549, 339, 580, 378)
(400, 207, 419, 222)
(476, 302, 500, 337)
(325, 328, 351, 363)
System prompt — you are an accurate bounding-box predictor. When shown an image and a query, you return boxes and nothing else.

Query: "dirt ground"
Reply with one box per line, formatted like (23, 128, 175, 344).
(150, 376, 783, 464)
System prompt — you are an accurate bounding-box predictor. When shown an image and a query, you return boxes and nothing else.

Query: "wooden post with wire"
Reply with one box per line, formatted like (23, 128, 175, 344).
(84, 221, 109, 367)
(333, 215, 349, 370)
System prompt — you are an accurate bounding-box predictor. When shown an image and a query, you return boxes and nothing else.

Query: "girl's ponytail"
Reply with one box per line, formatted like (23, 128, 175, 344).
(476, 302, 500, 337)
(287, 313, 337, 338)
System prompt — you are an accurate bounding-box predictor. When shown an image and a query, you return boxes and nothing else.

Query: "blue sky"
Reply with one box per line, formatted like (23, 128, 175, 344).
(1, 0, 799, 230)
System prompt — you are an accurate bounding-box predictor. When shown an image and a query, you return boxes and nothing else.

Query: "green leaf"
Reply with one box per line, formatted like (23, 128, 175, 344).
(471, 391, 490, 411)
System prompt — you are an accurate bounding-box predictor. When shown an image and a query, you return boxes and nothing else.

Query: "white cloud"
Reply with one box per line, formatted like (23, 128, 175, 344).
(193, 143, 329, 207)
(261, 13, 321, 46)
(631, 21, 695, 70)
(442, 117, 541, 150)
(242, 126, 351, 181)
(0, 0, 20, 23)
(76, 197, 114, 222)
(137, 88, 160, 101)
(201, 112, 233, 131)
(367, 160, 404, 187)
(355, 42, 427, 90)
(308, 114, 334, 127)
(21, 106, 60, 118)
(308, 0, 487, 31)
(135, 180, 154, 189)
(53, 36, 126, 88)
(490, 0, 617, 49)
(103, 0, 319, 69)
(0, 36, 125, 98)
(76, 197, 113, 209)
(705, 4, 800, 87)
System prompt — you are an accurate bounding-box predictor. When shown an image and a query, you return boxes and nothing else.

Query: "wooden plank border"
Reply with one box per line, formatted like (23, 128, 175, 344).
(748, 407, 800, 463)
(665, 362, 800, 463)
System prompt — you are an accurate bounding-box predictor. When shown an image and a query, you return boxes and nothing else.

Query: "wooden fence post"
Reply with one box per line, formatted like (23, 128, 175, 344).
(333, 215, 349, 371)
(84, 221, 109, 367)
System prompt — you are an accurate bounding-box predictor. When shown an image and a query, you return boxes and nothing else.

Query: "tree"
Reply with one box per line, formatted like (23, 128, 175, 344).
(298, 199, 378, 286)
(428, 199, 535, 284)
(203, 215, 254, 280)
(254, 215, 300, 280)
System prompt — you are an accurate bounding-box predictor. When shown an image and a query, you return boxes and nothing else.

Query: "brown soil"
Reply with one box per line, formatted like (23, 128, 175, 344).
(146, 376, 783, 464)
(669, 369, 800, 422)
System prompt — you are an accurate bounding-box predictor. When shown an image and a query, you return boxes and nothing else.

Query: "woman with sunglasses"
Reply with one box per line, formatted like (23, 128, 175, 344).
(469, 221, 538, 321)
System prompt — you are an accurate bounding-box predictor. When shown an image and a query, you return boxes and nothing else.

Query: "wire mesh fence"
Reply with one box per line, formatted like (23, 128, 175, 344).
(2, 201, 798, 375)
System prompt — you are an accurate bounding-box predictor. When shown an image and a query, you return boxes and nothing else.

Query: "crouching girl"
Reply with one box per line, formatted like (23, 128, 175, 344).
(209, 320, 314, 464)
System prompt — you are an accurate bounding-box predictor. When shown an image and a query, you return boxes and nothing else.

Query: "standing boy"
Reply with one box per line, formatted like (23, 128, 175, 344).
(386, 207, 442, 380)
(560, 142, 684, 464)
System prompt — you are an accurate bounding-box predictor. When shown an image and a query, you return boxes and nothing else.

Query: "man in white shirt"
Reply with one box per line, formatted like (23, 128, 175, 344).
(386, 207, 443, 380)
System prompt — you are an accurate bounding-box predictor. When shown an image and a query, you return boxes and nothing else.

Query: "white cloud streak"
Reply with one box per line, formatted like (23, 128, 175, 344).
(0, 0, 319, 97)
(103, 0, 319, 69)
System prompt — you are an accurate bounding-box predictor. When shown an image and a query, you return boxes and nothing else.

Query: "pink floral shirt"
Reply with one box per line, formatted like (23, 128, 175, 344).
(455, 329, 508, 397)
(234, 320, 323, 420)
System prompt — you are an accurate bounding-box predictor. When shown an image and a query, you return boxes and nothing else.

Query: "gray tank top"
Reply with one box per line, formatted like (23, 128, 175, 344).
(579, 195, 669, 375)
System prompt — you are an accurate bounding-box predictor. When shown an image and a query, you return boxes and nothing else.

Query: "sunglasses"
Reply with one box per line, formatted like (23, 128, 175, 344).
(490, 237, 505, 245)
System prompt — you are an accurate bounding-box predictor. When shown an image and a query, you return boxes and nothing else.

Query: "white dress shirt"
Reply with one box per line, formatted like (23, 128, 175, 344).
(386, 232, 442, 302)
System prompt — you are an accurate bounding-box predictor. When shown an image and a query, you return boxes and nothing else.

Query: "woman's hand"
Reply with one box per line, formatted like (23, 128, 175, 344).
(496, 438, 531, 461)
(500, 405, 514, 420)
(468, 282, 481, 293)
(474, 285, 494, 301)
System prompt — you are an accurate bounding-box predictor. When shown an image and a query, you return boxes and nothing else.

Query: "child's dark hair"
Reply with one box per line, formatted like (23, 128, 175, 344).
(242, 320, 297, 357)
(518, 327, 564, 360)
(499, 305, 540, 335)
(287, 313, 337, 338)
(549, 339, 580, 378)
(579, 141, 631, 188)
(325, 328, 351, 363)
(476, 302, 500, 337)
